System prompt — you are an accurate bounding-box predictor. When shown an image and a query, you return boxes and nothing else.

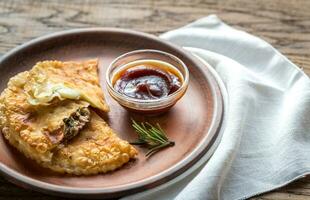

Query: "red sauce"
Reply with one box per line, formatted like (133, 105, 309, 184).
(113, 60, 183, 100)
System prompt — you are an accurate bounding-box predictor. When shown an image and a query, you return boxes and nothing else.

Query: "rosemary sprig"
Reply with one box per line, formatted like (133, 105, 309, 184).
(130, 119, 175, 158)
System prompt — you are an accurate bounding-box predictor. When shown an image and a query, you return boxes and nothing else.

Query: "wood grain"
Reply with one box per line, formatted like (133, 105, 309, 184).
(0, 0, 309, 199)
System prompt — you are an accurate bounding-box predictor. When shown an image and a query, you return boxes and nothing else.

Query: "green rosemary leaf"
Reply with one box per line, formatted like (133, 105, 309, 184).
(145, 122, 167, 143)
(130, 141, 147, 145)
(149, 126, 167, 142)
(156, 123, 169, 140)
(146, 141, 175, 157)
(130, 119, 175, 158)
(132, 121, 163, 145)
(146, 126, 167, 144)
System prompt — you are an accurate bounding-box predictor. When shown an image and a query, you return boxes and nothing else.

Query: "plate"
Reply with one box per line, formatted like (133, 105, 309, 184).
(0, 28, 223, 198)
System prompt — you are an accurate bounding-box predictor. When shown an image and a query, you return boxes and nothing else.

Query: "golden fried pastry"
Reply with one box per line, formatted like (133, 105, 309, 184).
(25, 60, 109, 112)
(0, 60, 137, 175)
(50, 110, 137, 175)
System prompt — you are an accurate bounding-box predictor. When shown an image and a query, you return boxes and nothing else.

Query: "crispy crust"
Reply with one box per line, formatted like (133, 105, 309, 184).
(28, 60, 110, 112)
(0, 60, 137, 175)
(49, 111, 137, 175)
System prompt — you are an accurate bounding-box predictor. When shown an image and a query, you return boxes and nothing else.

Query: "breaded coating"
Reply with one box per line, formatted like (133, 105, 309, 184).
(27, 60, 109, 112)
(0, 60, 137, 175)
(50, 111, 137, 175)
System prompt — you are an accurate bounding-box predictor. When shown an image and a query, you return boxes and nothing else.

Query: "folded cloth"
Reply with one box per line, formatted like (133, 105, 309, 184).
(122, 15, 310, 200)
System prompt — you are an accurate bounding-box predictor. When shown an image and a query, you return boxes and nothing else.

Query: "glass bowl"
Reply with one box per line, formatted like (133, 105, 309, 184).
(106, 49, 189, 114)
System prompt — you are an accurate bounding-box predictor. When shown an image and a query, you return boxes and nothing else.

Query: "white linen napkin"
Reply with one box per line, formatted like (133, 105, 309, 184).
(123, 15, 310, 200)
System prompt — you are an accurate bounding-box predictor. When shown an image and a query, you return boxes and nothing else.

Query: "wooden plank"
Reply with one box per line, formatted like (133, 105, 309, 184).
(0, 0, 309, 199)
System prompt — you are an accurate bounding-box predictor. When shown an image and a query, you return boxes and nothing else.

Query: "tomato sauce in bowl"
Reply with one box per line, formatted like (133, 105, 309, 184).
(106, 50, 189, 114)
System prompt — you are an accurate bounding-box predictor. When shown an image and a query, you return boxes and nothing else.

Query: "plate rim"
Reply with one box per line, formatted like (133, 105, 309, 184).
(0, 28, 224, 198)
(123, 48, 229, 199)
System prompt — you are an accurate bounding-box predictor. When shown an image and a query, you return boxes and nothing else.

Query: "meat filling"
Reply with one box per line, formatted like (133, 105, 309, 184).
(62, 107, 90, 142)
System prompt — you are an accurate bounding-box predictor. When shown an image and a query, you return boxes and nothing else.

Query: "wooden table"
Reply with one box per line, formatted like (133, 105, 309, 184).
(0, 0, 309, 199)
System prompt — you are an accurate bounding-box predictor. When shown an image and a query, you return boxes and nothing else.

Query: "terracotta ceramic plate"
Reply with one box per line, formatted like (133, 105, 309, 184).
(0, 28, 223, 198)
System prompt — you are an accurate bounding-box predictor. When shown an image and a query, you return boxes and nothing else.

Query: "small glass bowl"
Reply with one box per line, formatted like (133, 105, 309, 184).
(106, 49, 189, 114)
